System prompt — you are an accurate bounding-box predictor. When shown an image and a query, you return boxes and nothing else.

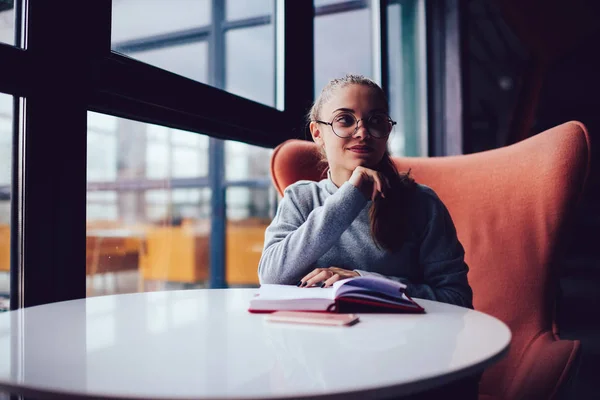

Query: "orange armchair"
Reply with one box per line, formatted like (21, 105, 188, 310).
(270, 121, 590, 400)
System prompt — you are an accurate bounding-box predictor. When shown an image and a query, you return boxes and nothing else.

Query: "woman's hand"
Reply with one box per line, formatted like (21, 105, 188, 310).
(348, 166, 390, 201)
(298, 267, 359, 288)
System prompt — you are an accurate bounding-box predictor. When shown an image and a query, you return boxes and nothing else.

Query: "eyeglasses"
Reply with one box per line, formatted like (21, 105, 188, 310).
(315, 112, 396, 139)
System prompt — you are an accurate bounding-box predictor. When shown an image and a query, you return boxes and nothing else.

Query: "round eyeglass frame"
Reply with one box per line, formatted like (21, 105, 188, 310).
(314, 113, 397, 139)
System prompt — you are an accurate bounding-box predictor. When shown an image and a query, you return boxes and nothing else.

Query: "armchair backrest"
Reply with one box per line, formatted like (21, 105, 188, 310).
(270, 121, 591, 399)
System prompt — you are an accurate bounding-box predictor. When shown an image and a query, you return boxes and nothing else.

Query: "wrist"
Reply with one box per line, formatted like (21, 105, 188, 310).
(348, 170, 362, 188)
(348, 171, 369, 199)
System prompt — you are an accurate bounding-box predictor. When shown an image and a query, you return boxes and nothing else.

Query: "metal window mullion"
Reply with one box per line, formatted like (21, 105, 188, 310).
(315, 0, 367, 16)
(222, 15, 271, 31)
(9, 95, 20, 311)
(15, 1, 111, 308)
(283, 0, 313, 130)
(371, 0, 382, 86)
(208, 0, 226, 288)
(373, 0, 389, 92)
(113, 27, 211, 53)
(275, 0, 285, 110)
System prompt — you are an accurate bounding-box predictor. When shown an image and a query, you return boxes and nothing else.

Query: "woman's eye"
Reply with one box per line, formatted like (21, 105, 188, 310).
(335, 115, 354, 126)
(370, 114, 386, 125)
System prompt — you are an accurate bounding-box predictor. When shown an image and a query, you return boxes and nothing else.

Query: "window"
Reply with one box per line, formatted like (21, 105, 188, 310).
(112, 0, 277, 107)
(86, 113, 213, 296)
(86, 114, 275, 295)
(112, 0, 212, 42)
(0, 93, 12, 311)
(314, 4, 373, 96)
(0, 2, 14, 46)
(225, 25, 275, 107)
(225, 141, 274, 287)
(387, 0, 428, 157)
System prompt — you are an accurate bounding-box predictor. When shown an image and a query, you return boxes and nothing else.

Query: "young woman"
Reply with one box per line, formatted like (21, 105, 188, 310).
(258, 74, 473, 309)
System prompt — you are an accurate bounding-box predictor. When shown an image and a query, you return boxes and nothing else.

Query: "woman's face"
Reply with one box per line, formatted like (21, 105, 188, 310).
(310, 84, 390, 176)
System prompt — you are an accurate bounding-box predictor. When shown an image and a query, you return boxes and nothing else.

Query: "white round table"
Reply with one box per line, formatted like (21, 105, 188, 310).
(0, 289, 510, 399)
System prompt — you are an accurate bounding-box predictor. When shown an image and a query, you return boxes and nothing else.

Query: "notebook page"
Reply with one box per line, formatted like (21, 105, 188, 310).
(333, 276, 407, 299)
(258, 284, 336, 300)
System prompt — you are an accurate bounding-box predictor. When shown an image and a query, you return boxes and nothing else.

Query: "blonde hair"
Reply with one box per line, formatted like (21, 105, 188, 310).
(307, 74, 416, 252)
(308, 74, 388, 123)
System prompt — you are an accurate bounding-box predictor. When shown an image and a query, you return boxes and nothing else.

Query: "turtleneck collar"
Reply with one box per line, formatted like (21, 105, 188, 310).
(323, 169, 371, 203)
(324, 169, 338, 195)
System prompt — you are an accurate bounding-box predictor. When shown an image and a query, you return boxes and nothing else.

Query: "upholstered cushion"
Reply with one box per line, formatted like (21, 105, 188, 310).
(270, 121, 590, 399)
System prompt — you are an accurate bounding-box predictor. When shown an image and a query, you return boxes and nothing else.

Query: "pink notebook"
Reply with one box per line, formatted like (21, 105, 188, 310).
(248, 276, 424, 314)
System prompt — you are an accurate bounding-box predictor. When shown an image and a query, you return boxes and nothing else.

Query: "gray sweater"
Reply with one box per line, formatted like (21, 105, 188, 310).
(258, 177, 473, 308)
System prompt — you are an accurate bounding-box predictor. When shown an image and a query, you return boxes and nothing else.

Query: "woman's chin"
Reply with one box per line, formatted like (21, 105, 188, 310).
(348, 158, 378, 170)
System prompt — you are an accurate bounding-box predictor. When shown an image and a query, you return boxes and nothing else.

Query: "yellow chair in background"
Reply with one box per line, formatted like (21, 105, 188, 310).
(0, 224, 9, 273)
(139, 224, 210, 285)
(139, 218, 268, 287)
(226, 218, 269, 286)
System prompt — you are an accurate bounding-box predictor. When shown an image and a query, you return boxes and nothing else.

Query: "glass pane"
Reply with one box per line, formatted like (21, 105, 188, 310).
(0, 93, 12, 311)
(145, 124, 209, 180)
(226, 187, 272, 287)
(225, 141, 272, 181)
(87, 113, 212, 297)
(387, 3, 404, 156)
(133, 42, 209, 84)
(314, 8, 373, 97)
(112, 0, 211, 43)
(386, 0, 427, 156)
(225, 25, 275, 107)
(0, 3, 14, 46)
(226, 0, 273, 21)
(112, 0, 277, 108)
(225, 141, 274, 287)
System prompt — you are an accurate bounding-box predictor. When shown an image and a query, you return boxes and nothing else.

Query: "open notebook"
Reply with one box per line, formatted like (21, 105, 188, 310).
(248, 276, 424, 313)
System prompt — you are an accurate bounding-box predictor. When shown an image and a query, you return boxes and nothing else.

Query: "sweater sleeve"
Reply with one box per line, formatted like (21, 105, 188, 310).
(355, 189, 473, 309)
(258, 182, 368, 285)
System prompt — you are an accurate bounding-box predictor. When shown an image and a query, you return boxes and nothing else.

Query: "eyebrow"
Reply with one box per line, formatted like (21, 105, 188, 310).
(331, 107, 387, 115)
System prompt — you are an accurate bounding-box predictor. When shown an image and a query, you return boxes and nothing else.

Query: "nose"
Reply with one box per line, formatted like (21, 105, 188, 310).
(353, 119, 371, 138)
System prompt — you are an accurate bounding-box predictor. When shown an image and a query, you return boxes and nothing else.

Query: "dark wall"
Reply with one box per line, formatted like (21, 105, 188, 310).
(534, 30, 600, 400)
(467, 2, 600, 397)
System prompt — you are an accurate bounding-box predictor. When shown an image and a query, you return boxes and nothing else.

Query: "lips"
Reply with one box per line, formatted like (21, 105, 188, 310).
(347, 145, 374, 153)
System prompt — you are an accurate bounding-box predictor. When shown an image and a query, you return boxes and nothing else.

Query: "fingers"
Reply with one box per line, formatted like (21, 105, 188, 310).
(298, 268, 324, 286)
(322, 273, 342, 288)
(298, 267, 359, 288)
(298, 268, 334, 287)
(349, 167, 390, 201)
(305, 270, 334, 287)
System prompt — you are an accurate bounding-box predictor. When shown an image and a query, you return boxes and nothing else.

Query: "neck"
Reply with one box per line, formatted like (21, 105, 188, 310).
(329, 167, 352, 188)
